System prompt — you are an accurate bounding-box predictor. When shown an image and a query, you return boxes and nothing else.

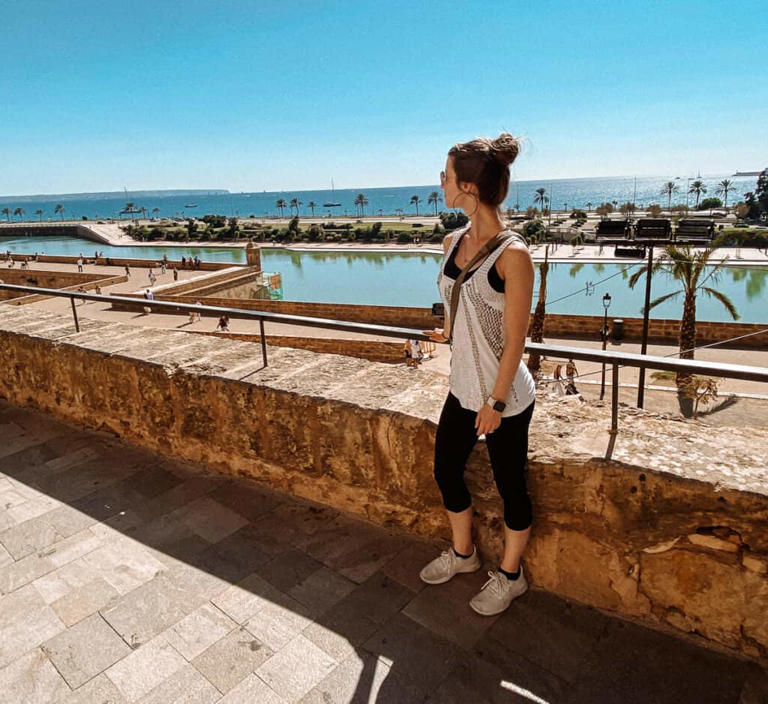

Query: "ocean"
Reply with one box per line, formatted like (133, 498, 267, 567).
(0, 174, 759, 222)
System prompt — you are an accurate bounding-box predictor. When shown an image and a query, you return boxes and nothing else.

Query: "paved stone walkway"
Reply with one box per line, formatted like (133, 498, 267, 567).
(1, 400, 766, 703)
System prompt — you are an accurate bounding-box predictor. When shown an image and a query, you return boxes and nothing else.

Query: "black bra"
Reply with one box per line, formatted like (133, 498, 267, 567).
(442, 236, 505, 293)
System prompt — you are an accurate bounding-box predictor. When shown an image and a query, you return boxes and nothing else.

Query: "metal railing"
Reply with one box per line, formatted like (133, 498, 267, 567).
(2, 283, 767, 459)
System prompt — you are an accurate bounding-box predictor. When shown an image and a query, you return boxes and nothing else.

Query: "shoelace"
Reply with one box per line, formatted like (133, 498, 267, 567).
(480, 570, 508, 596)
(438, 549, 456, 570)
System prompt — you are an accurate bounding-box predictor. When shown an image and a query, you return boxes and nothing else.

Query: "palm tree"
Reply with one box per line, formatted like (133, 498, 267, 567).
(533, 188, 548, 214)
(688, 180, 707, 208)
(526, 245, 549, 378)
(354, 193, 369, 217)
(628, 245, 738, 415)
(35, 209, 44, 221)
(1, 207, 10, 222)
(289, 197, 301, 216)
(54, 204, 65, 220)
(275, 199, 287, 218)
(716, 179, 733, 211)
(410, 195, 421, 215)
(427, 191, 442, 215)
(13, 207, 24, 221)
(139, 206, 147, 220)
(586, 202, 592, 212)
(307, 201, 317, 217)
(660, 182, 679, 211)
(152, 207, 160, 217)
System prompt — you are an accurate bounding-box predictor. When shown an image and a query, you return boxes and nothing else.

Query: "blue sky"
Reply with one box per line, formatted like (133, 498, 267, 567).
(1, 0, 765, 195)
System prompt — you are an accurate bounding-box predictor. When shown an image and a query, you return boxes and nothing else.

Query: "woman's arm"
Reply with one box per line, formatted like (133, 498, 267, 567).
(423, 235, 454, 342)
(475, 243, 534, 435)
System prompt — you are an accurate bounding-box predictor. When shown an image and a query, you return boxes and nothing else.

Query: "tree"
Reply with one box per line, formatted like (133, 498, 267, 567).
(395, 208, 404, 219)
(13, 207, 25, 221)
(139, 207, 147, 220)
(660, 181, 679, 210)
(647, 204, 662, 218)
(307, 201, 317, 217)
(275, 199, 287, 218)
(152, 207, 160, 217)
(586, 202, 592, 211)
(185, 218, 198, 241)
(619, 202, 636, 215)
(688, 179, 707, 208)
(697, 197, 723, 212)
(409, 195, 421, 215)
(427, 191, 442, 215)
(1, 207, 10, 222)
(354, 193, 369, 217)
(289, 197, 301, 216)
(715, 179, 734, 210)
(628, 245, 739, 416)
(35, 209, 44, 221)
(533, 188, 548, 213)
(526, 245, 549, 378)
(756, 168, 768, 218)
(226, 217, 240, 240)
(54, 204, 65, 220)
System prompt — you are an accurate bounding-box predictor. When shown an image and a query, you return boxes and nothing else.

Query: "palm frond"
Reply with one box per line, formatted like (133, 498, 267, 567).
(646, 291, 681, 311)
(701, 287, 740, 320)
(628, 265, 648, 288)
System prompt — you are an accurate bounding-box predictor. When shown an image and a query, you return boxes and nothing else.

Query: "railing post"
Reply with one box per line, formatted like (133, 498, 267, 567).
(259, 318, 268, 367)
(611, 361, 619, 435)
(69, 297, 80, 333)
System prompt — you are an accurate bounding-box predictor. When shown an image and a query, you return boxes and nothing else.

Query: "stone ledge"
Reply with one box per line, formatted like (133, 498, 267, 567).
(0, 304, 767, 663)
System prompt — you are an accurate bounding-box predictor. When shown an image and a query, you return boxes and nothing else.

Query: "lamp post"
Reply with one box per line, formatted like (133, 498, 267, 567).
(600, 292, 612, 400)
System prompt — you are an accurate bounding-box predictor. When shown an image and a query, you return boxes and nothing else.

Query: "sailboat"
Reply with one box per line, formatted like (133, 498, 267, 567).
(323, 178, 341, 208)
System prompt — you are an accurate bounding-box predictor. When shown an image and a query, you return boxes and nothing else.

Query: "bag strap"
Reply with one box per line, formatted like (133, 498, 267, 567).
(444, 231, 513, 343)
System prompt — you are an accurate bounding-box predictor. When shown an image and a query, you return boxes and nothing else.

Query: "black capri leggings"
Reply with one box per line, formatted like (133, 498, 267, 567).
(434, 392, 535, 531)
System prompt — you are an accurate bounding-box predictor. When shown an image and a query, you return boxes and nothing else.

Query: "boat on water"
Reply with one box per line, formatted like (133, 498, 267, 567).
(323, 178, 341, 208)
(184, 204, 197, 208)
(733, 171, 761, 177)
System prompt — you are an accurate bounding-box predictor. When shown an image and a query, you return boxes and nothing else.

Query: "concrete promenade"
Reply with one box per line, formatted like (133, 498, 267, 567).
(1, 400, 766, 703)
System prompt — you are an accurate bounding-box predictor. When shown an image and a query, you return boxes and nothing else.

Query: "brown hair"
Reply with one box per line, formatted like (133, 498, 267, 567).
(448, 132, 520, 207)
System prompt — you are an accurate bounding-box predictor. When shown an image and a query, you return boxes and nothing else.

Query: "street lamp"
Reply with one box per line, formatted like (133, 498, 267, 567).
(600, 292, 612, 400)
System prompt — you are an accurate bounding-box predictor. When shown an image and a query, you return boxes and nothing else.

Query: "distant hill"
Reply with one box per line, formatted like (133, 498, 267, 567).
(0, 189, 230, 203)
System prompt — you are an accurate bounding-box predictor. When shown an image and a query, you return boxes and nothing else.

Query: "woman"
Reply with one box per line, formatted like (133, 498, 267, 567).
(420, 133, 536, 616)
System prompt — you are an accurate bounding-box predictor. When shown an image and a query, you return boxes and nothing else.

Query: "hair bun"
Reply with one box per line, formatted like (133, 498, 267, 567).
(490, 133, 520, 166)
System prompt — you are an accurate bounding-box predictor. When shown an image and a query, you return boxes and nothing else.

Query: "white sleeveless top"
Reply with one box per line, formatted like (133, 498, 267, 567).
(437, 225, 536, 417)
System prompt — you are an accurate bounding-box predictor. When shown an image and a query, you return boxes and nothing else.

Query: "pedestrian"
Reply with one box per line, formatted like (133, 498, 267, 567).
(149, 270, 157, 286)
(216, 315, 230, 332)
(554, 363, 565, 396)
(95, 284, 102, 296)
(173, 267, 179, 281)
(76, 285, 87, 305)
(181, 256, 186, 267)
(160, 261, 166, 275)
(124, 265, 130, 277)
(566, 358, 578, 383)
(142, 288, 154, 315)
(77, 256, 84, 273)
(420, 132, 536, 616)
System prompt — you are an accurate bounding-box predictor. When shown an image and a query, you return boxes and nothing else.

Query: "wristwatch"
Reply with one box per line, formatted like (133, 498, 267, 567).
(486, 396, 506, 413)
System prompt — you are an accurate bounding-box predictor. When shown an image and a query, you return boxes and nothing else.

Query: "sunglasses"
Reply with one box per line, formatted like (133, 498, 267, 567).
(440, 171, 447, 184)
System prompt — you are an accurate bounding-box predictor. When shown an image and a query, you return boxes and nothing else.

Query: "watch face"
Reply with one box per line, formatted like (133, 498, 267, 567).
(493, 400, 506, 412)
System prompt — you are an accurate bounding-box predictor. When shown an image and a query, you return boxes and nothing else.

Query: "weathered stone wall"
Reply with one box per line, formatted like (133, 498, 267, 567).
(34, 254, 234, 272)
(0, 305, 767, 663)
(0, 269, 127, 303)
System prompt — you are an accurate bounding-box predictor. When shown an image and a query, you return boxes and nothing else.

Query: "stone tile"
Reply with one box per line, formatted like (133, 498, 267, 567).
(192, 524, 273, 584)
(250, 500, 340, 555)
(220, 673, 286, 704)
(244, 596, 315, 651)
(379, 540, 437, 594)
(0, 647, 70, 704)
(58, 672, 127, 704)
(52, 576, 121, 626)
(0, 541, 12, 568)
(136, 476, 228, 522)
(124, 513, 212, 564)
(192, 627, 274, 694)
(260, 549, 324, 594)
(0, 551, 56, 595)
(212, 571, 289, 625)
(45, 505, 98, 538)
(361, 613, 462, 697)
(474, 588, 609, 685)
(288, 566, 356, 617)
(255, 634, 337, 703)
(163, 603, 238, 661)
(80, 535, 167, 595)
(428, 652, 565, 704)
(41, 612, 132, 688)
(105, 635, 188, 702)
(163, 562, 232, 602)
(0, 584, 65, 669)
(299, 652, 424, 704)
(34, 458, 127, 503)
(569, 616, 752, 704)
(69, 481, 148, 524)
(209, 479, 284, 522)
(170, 496, 249, 543)
(0, 507, 16, 533)
(402, 570, 501, 649)
(43, 526, 103, 567)
(6, 493, 61, 523)
(32, 557, 102, 604)
(101, 574, 206, 648)
(128, 464, 185, 498)
(136, 663, 220, 704)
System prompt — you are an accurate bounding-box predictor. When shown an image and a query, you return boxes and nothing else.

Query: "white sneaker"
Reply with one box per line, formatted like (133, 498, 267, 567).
(469, 568, 528, 616)
(419, 547, 481, 585)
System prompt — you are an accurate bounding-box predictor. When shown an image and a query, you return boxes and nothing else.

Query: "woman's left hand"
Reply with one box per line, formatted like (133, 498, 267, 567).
(475, 404, 502, 437)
